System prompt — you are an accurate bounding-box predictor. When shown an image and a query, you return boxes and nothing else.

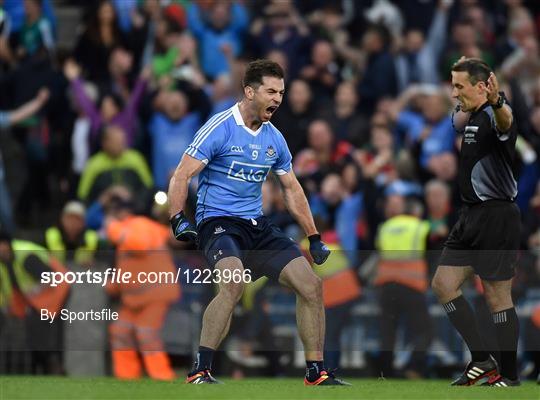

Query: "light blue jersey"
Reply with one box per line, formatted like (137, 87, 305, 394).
(185, 103, 292, 225)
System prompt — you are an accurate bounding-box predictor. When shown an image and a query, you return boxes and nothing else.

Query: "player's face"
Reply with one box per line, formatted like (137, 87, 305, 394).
(451, 71, 486, 112)
(252, 76, 285, 122)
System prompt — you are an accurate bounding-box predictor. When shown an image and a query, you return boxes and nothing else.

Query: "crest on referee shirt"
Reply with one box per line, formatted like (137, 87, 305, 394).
(265, 145, 276, 158)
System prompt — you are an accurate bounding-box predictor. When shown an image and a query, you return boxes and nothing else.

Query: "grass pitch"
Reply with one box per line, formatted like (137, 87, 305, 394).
(0, 376, 538, 400)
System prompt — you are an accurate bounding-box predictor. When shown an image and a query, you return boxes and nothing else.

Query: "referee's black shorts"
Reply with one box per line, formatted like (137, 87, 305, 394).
(439, 200, 520, 281)
(197, 215, 303, 281)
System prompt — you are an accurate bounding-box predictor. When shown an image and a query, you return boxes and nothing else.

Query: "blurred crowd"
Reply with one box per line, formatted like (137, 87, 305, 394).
(0, 0, 540, 381)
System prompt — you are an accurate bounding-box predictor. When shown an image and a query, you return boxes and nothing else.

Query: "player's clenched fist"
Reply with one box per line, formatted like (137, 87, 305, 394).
(170, 211, 198, 242)
(308, 234, 330, 265)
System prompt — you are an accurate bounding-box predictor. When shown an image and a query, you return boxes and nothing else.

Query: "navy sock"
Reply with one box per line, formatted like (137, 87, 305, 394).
(305, 360, 324, 381)
(195, 346, 214, 371)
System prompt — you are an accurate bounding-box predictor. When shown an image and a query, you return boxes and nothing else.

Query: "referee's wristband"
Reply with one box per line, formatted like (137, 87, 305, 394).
(308, 234, 321, 244)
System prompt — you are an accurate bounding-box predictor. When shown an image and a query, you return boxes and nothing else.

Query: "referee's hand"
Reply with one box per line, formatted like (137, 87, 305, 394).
(308, 234, 331, 265)
(170, 211, 198, 242)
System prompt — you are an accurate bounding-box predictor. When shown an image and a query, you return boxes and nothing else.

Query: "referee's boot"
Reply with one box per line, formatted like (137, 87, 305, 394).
(304, 369, 351, 386)
(186, 369, 222, 384)
(480, 374, 520, 387)
(451, 356, 498, 386)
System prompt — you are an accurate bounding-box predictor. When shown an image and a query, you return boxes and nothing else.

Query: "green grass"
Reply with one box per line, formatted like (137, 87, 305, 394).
(0, 377, 538, 400)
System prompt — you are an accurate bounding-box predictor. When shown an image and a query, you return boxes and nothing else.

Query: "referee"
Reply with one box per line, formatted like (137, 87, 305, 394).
(432, 57, 521, 387)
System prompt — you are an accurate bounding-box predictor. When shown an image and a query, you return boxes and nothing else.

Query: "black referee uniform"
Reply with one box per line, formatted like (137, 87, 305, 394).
(439, 102, 520, 280)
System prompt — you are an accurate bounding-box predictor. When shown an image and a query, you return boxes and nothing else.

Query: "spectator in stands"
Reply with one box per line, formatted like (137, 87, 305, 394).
(73, 0, 127, 83)
(187, 0, 248, 80)
(77, 125, 153, 207)
(151, 26, 199, 86)
(440, 18, 495, 77)
(354, 124, 397, 185)
(389, 85, 455, 182)
(320, 80, 370, 146)
(85, 184, 133, 231)
(294, 119, 353, 192)
(299, 39, 340, 103)
(44, 201, 98, 267)
(0, 88, 49, 234)
(207, 73, 236, 115)
(148, 89, 201, 190)
(495, 5, 536, 64)
(16, 0, 55, 59)
(64, 58, 150, 147)
(272, 79, 315, 156)
(357, 25, 397, 115)
(463, 5, 496, 49)
(2, 0, 55, 34)
(395, 0, 450, 91)
(248, 0, 311, 79)
(500, 34, 540, 104)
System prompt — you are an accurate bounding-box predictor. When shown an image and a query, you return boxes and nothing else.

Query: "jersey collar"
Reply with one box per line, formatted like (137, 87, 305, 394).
(232, 103, 268, 137)
(471, 101, 490, 116)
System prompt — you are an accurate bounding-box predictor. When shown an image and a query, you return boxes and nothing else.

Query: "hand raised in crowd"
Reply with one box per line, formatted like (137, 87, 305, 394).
(140, 64, 153, 81)
(36, 88, 50, 105)
(63, 59, 81, 81)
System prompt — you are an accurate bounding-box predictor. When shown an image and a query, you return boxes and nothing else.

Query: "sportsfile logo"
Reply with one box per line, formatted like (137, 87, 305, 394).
(227, 160, 271, 182)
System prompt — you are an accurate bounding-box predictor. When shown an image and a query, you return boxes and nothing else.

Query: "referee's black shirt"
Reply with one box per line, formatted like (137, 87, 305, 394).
(458, 102, 518, 204)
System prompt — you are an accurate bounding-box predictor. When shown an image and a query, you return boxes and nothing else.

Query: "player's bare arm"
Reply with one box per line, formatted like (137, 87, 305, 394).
(277, 170, 318, 237)
(168, 154, 206, 218)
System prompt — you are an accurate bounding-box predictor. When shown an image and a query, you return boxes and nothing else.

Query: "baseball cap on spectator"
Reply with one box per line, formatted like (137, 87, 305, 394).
(62, 201, 86, 218)
(164, 4, 186, 30)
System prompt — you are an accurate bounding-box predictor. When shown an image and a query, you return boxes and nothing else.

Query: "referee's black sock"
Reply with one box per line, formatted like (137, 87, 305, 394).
(194, 346, 215, 371)
(305, 360, 325, 381)
(443, 295, 490, 362)
(492, 308, 519, 380)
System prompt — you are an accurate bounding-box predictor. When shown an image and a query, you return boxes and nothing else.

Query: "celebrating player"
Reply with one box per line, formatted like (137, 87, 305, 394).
(168, 59, 348, 386)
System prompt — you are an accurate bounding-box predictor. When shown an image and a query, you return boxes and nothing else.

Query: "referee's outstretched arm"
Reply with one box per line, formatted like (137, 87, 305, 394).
(485, 72, 513, 132)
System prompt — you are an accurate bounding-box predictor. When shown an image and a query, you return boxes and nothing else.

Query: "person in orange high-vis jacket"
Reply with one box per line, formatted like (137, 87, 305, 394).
(374, 194, 433, 379)
(105, 201, 180, 381)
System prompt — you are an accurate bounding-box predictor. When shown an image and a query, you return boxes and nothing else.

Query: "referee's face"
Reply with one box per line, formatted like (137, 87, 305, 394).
(451, 71, 486, 112)
(251, 76, 285, 122)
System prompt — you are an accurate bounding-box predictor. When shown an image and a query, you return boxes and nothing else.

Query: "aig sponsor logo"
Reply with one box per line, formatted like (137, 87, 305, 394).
(227, 161, 271, 183)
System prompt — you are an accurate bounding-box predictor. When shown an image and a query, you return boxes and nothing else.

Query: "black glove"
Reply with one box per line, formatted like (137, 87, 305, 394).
(170, 211, 198, 242)
(308, 234, 330, 265)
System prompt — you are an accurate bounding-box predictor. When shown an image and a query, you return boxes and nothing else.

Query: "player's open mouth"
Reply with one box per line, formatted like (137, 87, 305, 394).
(265, 106, 277, 116)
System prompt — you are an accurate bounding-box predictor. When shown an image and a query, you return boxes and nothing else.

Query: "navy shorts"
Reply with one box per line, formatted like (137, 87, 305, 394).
(439, 200, 520, 281)
(197, 216, 303, 281)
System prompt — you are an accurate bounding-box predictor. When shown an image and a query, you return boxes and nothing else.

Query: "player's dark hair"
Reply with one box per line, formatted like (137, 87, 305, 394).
(451, 58, 492, 85)
(243, 59, 284, 88)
